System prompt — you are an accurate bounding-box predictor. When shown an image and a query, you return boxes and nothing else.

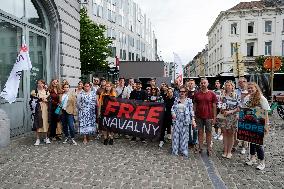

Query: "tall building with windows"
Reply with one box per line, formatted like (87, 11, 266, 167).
(0, 0, 80, 136)
(82, 0, 158, 67)
(207, 0, 284, 76)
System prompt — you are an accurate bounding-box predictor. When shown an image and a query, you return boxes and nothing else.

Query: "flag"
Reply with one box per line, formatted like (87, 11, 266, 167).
(0, 43, 32, 104)
(173, 52, 183, 85)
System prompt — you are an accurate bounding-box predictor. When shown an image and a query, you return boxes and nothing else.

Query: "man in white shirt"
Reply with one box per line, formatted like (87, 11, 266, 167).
(116, 77, 131, 99)
(127, 78, 135, 92)
(92, 77, 100, 94)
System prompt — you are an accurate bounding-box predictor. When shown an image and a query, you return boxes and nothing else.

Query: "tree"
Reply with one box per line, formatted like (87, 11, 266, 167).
(80, 8, 112, 76)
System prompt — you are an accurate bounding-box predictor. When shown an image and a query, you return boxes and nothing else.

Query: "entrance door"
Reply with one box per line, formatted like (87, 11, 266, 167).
(0, 0, 50, 137)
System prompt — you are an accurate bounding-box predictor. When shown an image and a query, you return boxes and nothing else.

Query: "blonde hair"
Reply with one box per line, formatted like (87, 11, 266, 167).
(247, 82, 262, 108)
(223, 80, 236, 98)
(48, 79, 62, 94)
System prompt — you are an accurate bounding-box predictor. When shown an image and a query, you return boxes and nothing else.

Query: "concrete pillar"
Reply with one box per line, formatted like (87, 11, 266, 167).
(0, 108, 10, 148)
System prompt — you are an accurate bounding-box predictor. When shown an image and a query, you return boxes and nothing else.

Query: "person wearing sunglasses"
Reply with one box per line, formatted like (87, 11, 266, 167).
(171, 86, 196, 157)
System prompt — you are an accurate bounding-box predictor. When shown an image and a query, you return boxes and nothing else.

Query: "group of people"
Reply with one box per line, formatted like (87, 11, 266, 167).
(29, 76, 270, 170)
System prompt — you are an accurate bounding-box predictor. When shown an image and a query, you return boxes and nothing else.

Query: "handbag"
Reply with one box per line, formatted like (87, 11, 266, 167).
(55, 95, 68, 115)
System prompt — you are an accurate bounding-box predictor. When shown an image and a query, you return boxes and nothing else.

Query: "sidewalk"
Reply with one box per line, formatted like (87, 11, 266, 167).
(0, 114, 283, 189)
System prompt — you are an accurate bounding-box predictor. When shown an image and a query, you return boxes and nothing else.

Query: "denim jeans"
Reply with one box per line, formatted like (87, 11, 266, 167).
(61, 110, 75, 138)
(250, 143, 264, 160)
(188, 124, 198, 145)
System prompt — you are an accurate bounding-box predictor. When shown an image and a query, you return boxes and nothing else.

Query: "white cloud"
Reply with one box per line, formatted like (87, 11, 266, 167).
(135, 0, 256, 64)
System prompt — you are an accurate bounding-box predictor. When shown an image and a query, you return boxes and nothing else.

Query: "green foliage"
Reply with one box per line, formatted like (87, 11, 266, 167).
(80, 8, 112, 75)
(255, 56, 284, 73)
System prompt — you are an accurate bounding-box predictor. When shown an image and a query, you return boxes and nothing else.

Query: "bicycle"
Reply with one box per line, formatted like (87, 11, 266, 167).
(269, 95, 284, 120)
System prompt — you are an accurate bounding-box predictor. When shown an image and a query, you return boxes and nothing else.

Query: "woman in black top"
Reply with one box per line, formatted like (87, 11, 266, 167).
(159, 88, 175, 147)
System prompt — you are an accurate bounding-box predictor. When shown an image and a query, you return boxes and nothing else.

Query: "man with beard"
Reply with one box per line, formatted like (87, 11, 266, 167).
(194, 78, 217, 156)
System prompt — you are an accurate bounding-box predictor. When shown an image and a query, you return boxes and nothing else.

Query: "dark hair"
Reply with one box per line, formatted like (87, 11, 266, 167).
(119, 77, 125, 81)
(84, 82, 92, 87)
(78, 81, 83, 85)
(37, 79, 46, 85)
(62, 83, 70, 88)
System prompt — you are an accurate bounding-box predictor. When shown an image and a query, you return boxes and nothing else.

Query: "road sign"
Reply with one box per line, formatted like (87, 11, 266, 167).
(264, 57, 282, 71)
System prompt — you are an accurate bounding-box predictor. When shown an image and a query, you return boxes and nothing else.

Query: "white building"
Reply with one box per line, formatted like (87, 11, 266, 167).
(82, 0, 158, 67)
(207, 0, 284, 76)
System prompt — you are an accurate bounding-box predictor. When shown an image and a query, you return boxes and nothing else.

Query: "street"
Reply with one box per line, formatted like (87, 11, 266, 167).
(0, 114, 283, 189)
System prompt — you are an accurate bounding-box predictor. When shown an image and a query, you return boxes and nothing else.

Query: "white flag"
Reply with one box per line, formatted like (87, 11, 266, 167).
(173, 52, 183, 85)
(0, 44, 32, 104)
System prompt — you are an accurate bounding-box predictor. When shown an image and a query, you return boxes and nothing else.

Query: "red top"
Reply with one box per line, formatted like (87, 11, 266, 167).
(194, 90, 217, 119)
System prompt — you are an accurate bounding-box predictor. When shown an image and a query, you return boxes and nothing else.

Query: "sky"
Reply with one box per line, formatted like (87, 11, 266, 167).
(135, 0, 255, 64)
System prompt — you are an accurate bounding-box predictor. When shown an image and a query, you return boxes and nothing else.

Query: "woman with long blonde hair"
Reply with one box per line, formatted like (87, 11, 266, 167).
(219, 80, 239, 159)
(48, 79, 63, 141)
(244, 82, 270, 170)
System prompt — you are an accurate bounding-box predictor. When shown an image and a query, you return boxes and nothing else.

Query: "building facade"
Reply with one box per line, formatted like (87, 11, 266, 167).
(207, 0, 284, 76)
(0, 0, 81, 137)
(82, 0, 158, 67)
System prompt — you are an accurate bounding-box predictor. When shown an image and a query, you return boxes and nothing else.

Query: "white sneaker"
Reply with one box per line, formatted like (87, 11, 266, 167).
(213, 133, 218, 140)
(45, 138, 51, 144)
(159, 141, 164, 147)
(34, 139, 40, 146)
(71, 139, 77, 146)
(256, 162, 265, 170)
(241, 148, 246, 155)
(218, 134, 223, 141)
(246, 158, 257, 166)
(63, 138, 69, 144)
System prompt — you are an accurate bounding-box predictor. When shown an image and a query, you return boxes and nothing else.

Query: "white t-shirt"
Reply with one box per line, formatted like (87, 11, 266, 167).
(62, 93, 69, 110)
(243, 95, 270, 110)
(116, 86, 131, 99)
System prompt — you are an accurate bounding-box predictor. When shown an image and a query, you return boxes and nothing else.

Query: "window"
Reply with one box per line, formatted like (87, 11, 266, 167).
(231, 43, 236, 56)
(283, 19, 284, 32)
(1, 0, 24, 18)
(29, 31, 46, 88)
(265, 42, 272, 55)
(265, 21, 272, 32)
(247, 42, 254, 56)
(248, 22, 254, 33)
(26, 0, 45, 29)
(220, 45, 223, 59)
(0, 21, 23, 97)
(231, 23, 237, 34)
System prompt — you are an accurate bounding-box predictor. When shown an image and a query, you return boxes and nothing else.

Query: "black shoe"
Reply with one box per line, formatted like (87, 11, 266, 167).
(109, 139, 114, 145)
(103, 139, 108, 145)
(131, 137, 136, 141)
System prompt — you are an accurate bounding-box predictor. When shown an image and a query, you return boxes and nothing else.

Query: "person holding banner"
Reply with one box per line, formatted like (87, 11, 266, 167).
(159, 87, 175, 147)
(171, 86, 196, 157)
(244, 82, 270, 170)
(77, 82, 97, 145)
(98, 82, 117, 145)
(219, 80, 239, 159)
(30, 80, 50, 146)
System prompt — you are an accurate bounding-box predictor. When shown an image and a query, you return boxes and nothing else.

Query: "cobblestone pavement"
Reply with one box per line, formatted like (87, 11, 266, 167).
(0, 114, 283, 189)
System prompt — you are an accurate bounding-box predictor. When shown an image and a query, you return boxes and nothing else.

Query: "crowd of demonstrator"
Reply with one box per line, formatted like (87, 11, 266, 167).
(29, 77, 270, 170)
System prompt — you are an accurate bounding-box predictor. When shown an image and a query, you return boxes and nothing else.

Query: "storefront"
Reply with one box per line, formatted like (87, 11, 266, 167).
(0, 0, 81, 137)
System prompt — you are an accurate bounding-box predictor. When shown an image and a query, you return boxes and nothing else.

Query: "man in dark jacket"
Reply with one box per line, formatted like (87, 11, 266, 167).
(129, 79, 147, 142)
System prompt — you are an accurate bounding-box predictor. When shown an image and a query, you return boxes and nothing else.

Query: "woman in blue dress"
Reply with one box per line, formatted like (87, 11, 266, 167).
(171, 86, 196, 157)
(77, 82, 97, 144)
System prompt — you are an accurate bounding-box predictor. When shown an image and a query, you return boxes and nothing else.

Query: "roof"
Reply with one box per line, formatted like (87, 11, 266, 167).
(228, 1, 266, 11)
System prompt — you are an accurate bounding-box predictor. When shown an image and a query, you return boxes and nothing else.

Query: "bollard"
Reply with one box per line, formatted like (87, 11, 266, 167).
(0, 108, 10, 148)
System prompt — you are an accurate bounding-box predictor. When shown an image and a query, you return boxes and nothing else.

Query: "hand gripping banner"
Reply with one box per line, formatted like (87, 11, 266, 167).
(101, 96, 165, 139)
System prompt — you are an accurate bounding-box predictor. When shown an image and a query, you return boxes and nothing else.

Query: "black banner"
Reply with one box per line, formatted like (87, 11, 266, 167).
(101, 96, 165, 139)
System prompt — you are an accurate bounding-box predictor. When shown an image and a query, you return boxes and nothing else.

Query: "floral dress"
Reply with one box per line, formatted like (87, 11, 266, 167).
(219, 93, 240, 131)
(77, 91, 97, 135)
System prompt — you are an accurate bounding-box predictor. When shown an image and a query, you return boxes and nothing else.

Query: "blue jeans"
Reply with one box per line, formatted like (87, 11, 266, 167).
(188, 124, 198, 145)
(61, 110, 75, 138)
